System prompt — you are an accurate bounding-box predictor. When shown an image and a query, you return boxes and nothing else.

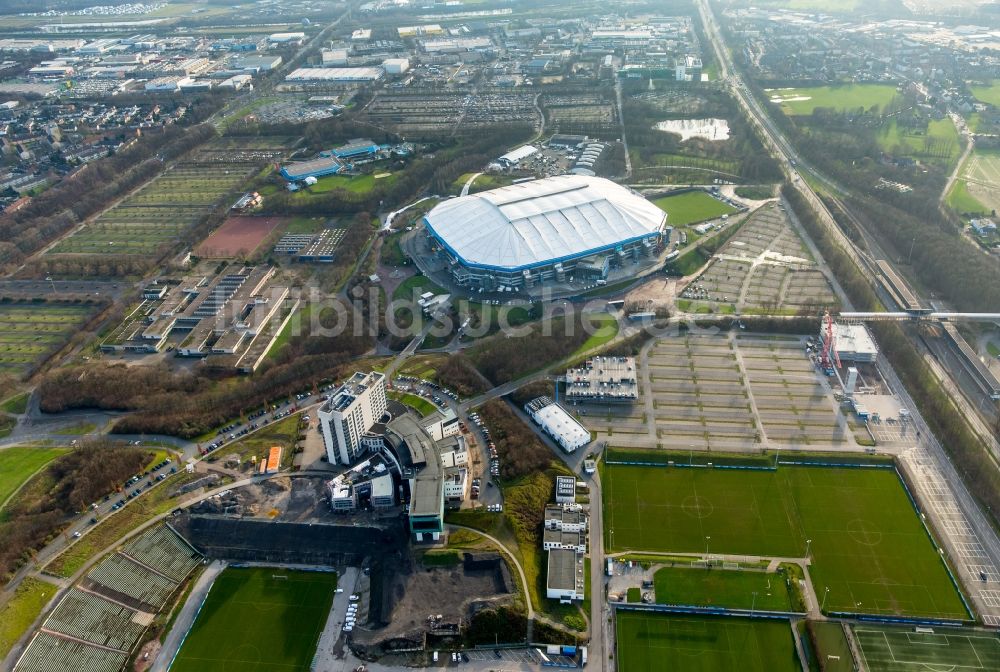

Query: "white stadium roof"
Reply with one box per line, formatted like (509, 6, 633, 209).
(424, 175, 666, 271)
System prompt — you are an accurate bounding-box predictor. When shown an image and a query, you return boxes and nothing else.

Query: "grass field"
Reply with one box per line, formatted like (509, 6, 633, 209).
(392, 274, 445, 301)
(0, 577, 58, 659)
(603, 464, 968, 619)
(810, 622, 853, 672)
(854, 625, 1000, 671)
(388, 391, 437, 416)
(616, 611, 800, 672)
(653, 566, 796, 612)
(970, 83, 1000, 108)
(570, 313, 620, 359)
(876, 118, 961, 167)
(652, 191, 738, 227)
(0, 392, 29, 415)
(0, 303, 94, 376)
(949, 149, 1000, 216)
(170, 567, 337, 672)
(768, 84, 899, 116)
(0, 447, 68, 509)
(947, 180, 990, 216)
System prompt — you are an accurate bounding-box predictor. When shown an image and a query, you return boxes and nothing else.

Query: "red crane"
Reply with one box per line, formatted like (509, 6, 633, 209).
(820, 311, 840, 374)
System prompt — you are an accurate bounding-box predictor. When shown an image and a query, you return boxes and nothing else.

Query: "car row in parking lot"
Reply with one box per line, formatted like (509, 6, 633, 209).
(468, 412, 501, 480)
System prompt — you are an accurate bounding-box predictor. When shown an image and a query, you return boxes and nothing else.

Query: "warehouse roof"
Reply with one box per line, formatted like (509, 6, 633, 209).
(424, 175, 666, 272)
(533, 403, 591, 453)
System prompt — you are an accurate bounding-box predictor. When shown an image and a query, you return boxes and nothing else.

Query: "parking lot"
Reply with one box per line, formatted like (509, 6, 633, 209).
(363, 92, 538, 135)
(680, 202, 838, 312)
(581, 333, 863, 450)
(738, 336, 858, 445)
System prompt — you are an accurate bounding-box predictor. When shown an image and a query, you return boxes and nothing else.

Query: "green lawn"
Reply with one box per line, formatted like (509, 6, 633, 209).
(616, 611, 800, 672)
(53, 422, 97, 436)
(307, 172, 394, 195)
(0, 577, 58, 658)
(653, 191, 738, 227)
(0, 447, 68, 509)
(970, 83, 1000, 108)
(1, 392, 29, 415)
(854, 625, 1000, 672)
(603, 464, 969, 619)
(653, 565, 796, 612)
(282, 216, 327, 234)
(947, 179, 989, 215)
(810, 622, 854, 672)
(768, 84, 900, 116)
(570, 313, 620, 359)
(170, 567, 337, 672)
(388, 391, 437, 416)
(876, 118, 961, 167)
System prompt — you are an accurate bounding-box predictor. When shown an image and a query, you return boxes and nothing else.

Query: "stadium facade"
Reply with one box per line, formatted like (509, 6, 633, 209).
(422, 175, 667, 290)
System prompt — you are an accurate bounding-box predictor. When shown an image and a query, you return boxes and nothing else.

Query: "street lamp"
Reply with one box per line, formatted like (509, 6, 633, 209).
(705, 536, 711, 556)
(805, 539, 812, 560)
(821, 586, 829, 612)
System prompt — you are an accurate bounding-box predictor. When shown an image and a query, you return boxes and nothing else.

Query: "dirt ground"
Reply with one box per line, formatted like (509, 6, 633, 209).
(133, 640, 160, 671)
(194, 215, 287, 258)
(187, 476, 401, 524)
(357, 553, 513, 648)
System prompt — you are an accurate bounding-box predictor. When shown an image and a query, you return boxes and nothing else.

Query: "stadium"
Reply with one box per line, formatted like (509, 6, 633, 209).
(422, 175, 668, 291)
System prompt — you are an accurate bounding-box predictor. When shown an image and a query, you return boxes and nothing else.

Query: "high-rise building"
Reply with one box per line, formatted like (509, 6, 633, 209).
(318, 371, 387, 465)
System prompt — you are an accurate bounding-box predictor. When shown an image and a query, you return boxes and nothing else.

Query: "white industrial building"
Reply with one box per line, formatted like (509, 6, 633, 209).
(144, 76, 192, 92)
(544, 482, 588, 603)
(423, 175, 667, 290)
(823, 323, 879, 363)
(546, 549, 585, 602)
(322, 48, 349, 66)
(526, 397, 591, 453)
(496, 144, 537, 168)
(218, 74, 252, 90)
(382, 57, 410, 74)
(268, 32, 305, 44)
(285, 67, 384, 83)
(318, 371, 388, 465)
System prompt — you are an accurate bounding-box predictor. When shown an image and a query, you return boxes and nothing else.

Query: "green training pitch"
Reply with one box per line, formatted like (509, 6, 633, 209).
(616, 611, 800, 672)
(854, 625, 1000, 671)
(170, 567, 337, 672)
(652, 191, 737, 227)
(603, 464, 968, 619)
(767, 84, 899, 116)
(653, 566, 796, 612)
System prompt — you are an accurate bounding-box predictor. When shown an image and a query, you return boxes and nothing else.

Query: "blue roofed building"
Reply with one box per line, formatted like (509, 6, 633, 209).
(331, 138, 382, 160)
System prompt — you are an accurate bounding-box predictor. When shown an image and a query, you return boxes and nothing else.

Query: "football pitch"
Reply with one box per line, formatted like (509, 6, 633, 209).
(855, 626, 1000, 671)
(604, 464, 969, 619)
(616, 611, 800, 672)
(169, 567, 337, 672)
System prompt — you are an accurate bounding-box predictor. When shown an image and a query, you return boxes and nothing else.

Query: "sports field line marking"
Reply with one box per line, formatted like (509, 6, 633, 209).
(860, 630, 994, 671)
(172, 654, 303, 669)
(968, 635, 985, 670)
(904, 632, 950, 646)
